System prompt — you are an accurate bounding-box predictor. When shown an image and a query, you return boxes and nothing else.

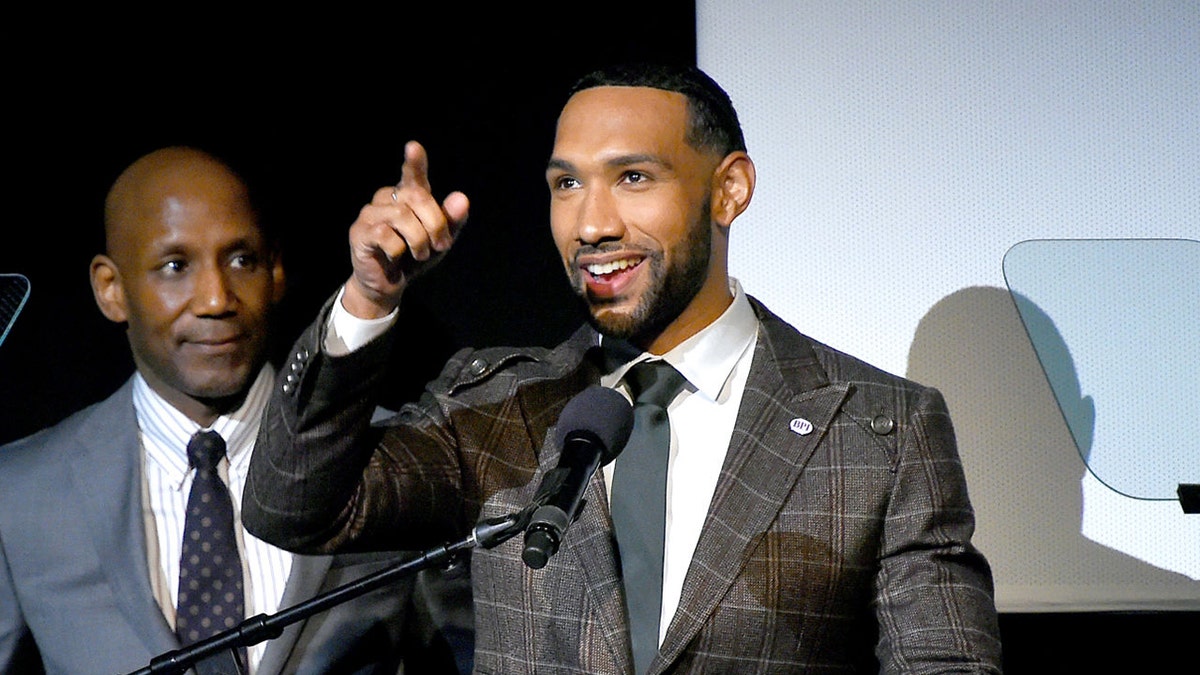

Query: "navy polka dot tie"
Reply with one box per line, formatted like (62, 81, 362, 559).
(177, 430, 245, 668)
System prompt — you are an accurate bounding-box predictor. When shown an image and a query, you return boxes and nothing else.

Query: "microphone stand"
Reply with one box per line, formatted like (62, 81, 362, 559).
(126, 508, 534, 675)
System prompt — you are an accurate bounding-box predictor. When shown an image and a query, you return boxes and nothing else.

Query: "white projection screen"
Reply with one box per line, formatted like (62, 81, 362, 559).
(697, 1, 1199, 611)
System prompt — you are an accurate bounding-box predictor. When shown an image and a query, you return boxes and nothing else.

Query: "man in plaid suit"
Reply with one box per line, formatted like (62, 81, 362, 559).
(244, 63, 1003, 674)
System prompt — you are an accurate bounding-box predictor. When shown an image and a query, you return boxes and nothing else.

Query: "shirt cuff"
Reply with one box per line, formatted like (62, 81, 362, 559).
(324, 286, 398, 355)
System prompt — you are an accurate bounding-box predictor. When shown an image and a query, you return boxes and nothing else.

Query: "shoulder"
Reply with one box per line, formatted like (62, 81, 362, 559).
(751, 296, 924, 386)
(434, 323, 599, 396)
(383, 324, 600, 436)
(748, 294, 945, 418)
(0, 380, 135, 476)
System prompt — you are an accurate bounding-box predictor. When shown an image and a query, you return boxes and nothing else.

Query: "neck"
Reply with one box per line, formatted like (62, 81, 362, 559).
(641, 282, 733, 355)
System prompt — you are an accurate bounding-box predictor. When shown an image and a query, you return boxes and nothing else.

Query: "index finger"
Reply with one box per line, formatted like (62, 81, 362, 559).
(397, 140, 431, 193)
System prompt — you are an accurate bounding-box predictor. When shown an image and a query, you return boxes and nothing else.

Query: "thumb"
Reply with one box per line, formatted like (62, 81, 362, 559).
(443, 191, 470, 233)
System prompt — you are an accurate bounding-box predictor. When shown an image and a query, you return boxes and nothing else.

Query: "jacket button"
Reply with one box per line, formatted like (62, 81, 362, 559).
(871, 414, 895, 435)
(469, 358, 488, 376)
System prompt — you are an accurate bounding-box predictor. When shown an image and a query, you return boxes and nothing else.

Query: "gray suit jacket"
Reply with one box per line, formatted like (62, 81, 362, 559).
(244, 296, 1003, 673)
(0, 377, 454, 675)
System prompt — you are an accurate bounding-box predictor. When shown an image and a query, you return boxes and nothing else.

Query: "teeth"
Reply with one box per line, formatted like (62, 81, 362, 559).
(586, 258, 638, 276)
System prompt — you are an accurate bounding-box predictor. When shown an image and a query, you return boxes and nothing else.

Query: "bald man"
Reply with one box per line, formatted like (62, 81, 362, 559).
(0, 147, 465, 674)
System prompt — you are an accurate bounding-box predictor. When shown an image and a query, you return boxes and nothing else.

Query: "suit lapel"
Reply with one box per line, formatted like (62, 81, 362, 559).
(67, 379, 336, 675)
(517, 332, 637, 671)
(657, 304, 851, 667)
(68, 381, 179, 659)
(561, 462, 635, 672)
(255, 553, 334, 675)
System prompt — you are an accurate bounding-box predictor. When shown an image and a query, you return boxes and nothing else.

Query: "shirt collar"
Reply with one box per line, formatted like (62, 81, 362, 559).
(134, 365, 275, 481)
(603, 278, 758, 402)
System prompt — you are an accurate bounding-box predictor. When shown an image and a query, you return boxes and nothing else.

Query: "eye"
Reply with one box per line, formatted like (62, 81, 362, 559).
(622, 171, 648, 185)
(160, 258, 187, 275)
(230, 252, 260, 270)
(551, 175, 580, 191)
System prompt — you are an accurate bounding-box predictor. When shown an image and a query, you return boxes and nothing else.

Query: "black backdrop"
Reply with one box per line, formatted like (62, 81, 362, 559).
(0, 6, 698, 441)
(1, 5, 1194, 672)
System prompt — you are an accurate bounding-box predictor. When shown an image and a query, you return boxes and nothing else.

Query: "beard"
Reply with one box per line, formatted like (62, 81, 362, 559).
(571, 202, 713, 348)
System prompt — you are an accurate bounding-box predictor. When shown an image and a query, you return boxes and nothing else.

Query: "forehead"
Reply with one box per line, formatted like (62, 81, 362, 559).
(552, 86, 692, 160)
(113, 166, 259, 254)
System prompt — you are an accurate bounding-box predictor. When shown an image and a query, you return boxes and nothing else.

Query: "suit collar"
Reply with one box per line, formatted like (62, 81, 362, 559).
(747, 295, 833, 395)
(255, 554, 334, 674)
(656, 299, 851, 669)
(511, 327, 637, 669)
(69, 376, 333, 675)
(67, 378, 179, 659)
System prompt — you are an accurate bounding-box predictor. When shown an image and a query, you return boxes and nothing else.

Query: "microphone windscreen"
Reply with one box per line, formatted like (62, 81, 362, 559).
(553, 385, 634, 461)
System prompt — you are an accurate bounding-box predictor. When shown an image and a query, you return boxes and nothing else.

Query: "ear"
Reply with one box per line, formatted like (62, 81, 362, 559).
(90, 254, 128, 323)
(711, 151, 756, 228)
(270, 252, 287, 305)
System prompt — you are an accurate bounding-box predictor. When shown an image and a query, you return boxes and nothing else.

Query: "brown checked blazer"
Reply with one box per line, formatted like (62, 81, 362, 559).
(244, 295, 1003, 674)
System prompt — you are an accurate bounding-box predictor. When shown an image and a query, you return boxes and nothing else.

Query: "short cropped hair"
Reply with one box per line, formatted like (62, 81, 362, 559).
(568, 62, 747, 156)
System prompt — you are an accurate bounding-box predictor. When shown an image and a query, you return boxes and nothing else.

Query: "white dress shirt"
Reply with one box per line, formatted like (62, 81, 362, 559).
(600, 280, 758, 644)
(136, 366, 292, 673)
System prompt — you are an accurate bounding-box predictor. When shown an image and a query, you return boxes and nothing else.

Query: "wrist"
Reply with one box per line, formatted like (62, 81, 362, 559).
(341, 277, 401, 320)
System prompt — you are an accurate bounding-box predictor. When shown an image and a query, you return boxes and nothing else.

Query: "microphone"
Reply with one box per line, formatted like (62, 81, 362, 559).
(522, 385, 633, 569)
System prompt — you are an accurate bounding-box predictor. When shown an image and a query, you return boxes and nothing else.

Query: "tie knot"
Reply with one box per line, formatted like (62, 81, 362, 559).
(625, 360, 687, 409)
(187, 430, 226, 471)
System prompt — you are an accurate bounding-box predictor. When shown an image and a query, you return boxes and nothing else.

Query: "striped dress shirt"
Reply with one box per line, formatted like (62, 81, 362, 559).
(135, 366, 292, 674)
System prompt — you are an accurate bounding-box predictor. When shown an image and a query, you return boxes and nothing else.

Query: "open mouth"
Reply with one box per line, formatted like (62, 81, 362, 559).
(581, 256, 645, 299)
(584, 257, 639, 277)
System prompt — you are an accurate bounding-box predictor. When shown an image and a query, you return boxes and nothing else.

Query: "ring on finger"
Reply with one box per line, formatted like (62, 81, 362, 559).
(390, 188, 399, 202)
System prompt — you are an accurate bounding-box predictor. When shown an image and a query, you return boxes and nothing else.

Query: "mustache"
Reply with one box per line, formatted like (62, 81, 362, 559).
(572, 243, 654, 263)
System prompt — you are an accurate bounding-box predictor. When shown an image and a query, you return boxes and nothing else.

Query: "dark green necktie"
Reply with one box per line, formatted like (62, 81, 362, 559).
(611, 360, 687, 675)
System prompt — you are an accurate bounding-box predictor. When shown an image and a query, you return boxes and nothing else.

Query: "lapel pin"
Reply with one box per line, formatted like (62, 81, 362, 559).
(789, 417, 813, 436)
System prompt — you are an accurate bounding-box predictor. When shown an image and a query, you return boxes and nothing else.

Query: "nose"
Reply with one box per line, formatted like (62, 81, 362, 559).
(575, 186, 625, 245)
(191, 263, 236, 316)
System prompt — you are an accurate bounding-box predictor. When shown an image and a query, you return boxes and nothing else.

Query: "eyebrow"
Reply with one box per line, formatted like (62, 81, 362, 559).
(546, 153, 671, 173)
